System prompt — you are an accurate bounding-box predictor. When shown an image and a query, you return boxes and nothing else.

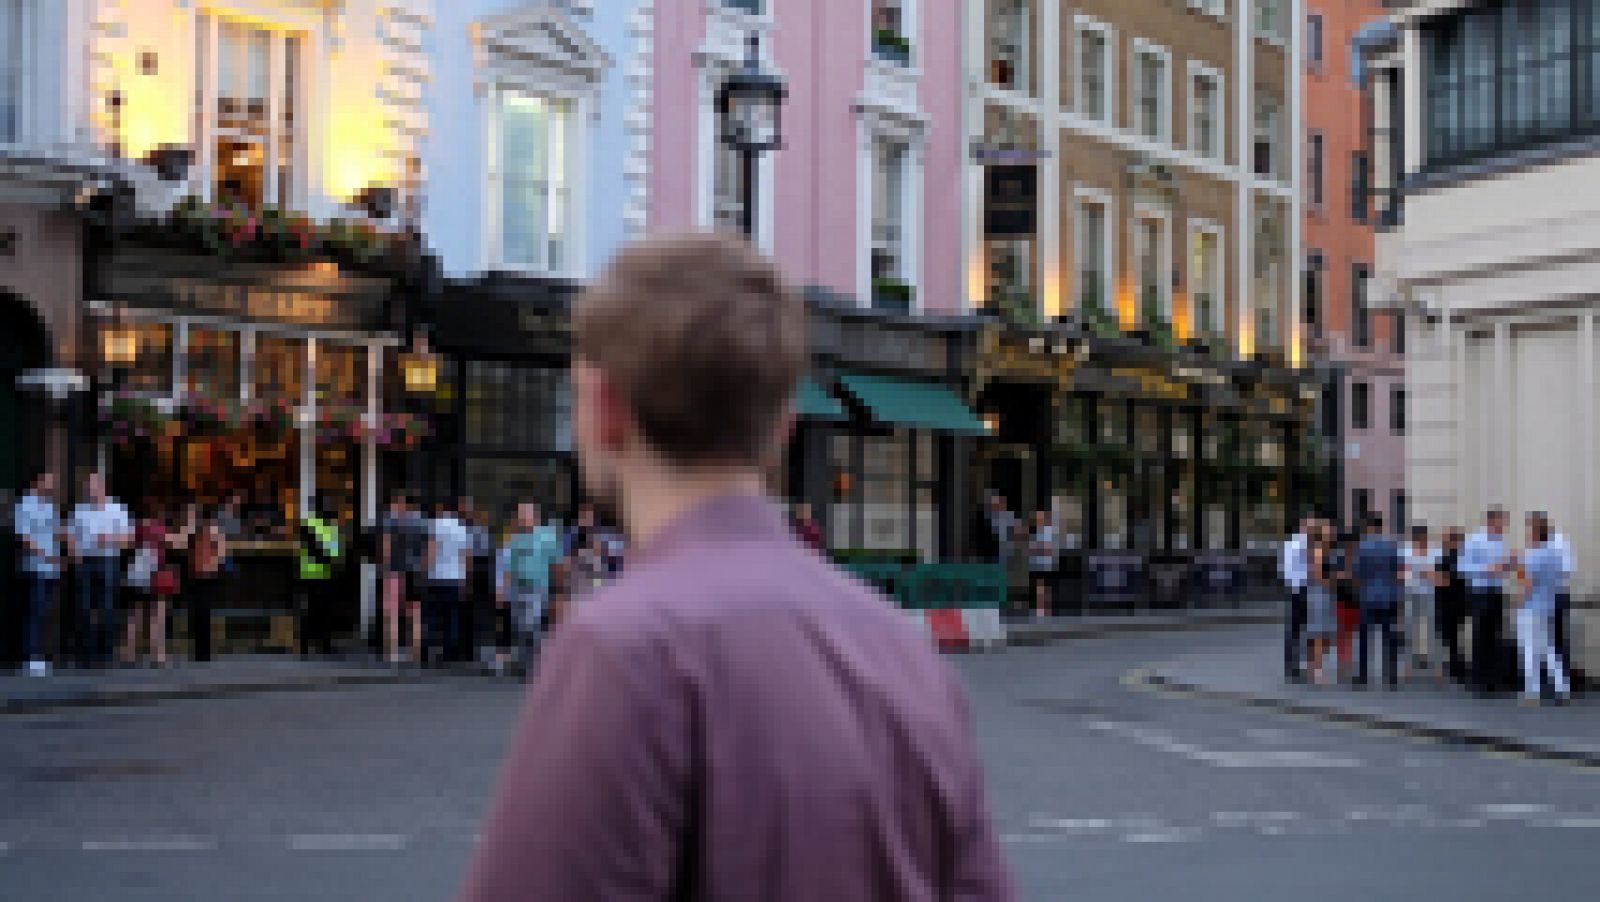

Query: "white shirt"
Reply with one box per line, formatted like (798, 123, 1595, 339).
(1551, 532, 1575, 579)
(1401, 544, 1439, 594)
(13, 493, 60, 575)
(1280, 532, 1309, 589)
(428, 515, 472, 584)
(68, 500, 131, 559)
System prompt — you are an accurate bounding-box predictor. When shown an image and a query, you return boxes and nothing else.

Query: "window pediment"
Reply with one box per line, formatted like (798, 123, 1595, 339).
(473, 3, 610, 92)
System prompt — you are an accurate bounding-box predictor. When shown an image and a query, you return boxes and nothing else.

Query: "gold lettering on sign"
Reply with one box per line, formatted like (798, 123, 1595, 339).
(1107, 367, 1191, 400)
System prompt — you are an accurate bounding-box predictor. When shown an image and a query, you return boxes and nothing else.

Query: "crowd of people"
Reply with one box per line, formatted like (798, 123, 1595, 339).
(1281, 507, 1576, 704)
(7, 466, 626, 676)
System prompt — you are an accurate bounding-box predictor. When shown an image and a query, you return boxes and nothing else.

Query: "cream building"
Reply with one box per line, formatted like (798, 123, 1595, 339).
(1370, 1, 1599, 671)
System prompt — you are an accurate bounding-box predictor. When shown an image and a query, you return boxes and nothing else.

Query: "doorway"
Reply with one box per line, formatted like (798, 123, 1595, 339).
(0, 292, 51, 498)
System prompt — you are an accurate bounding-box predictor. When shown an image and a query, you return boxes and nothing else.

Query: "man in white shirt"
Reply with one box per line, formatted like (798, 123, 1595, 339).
(12, 472, 60, 675)
(1462, 508, 1512, 694)
(66, 473, 132, 667)
(425, 501, 474, 665)
(1280, 516, 1312, 682)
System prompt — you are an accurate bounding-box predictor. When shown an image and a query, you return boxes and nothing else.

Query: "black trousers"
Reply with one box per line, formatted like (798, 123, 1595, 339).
(297, 578, 335, 656)
(1356, 607, 1400, 686)
(1470, 588, 1505, 693)
(1435, 591, 1468, 682)
(187, 576, 219, 662)
(425, 581, 466, 663)
(1284, 587, 1307, 678)
(1551, 591, 1573, 692)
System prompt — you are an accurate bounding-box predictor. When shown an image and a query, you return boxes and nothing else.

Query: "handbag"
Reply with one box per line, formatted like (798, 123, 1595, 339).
(127, 545, 158, 590)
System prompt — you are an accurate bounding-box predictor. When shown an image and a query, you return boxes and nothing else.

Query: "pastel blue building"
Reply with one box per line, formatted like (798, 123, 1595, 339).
(425, 0, 644, 281)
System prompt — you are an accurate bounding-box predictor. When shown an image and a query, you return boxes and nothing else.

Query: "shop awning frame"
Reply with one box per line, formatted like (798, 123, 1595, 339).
(836, 371, 990, 436)
(796, 376, 847, 421)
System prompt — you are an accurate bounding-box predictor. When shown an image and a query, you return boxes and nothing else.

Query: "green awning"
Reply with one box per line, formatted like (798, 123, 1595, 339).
(796, 377, 847, 421)
(837, 372, 990, 436)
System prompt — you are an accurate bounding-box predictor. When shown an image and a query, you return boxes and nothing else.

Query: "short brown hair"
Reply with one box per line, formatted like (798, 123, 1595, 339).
(573, 234, 806, 465)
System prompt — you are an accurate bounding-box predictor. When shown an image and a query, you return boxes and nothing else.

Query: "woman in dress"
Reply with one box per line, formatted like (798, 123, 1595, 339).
(186, 507, 226, 663)
(121, 502, 169, 667)
(1304, 523, 1338, 685)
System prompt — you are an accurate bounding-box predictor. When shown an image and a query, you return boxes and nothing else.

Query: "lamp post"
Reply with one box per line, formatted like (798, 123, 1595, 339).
(715, 34, 788, 240)
(398, 326, 439, 505)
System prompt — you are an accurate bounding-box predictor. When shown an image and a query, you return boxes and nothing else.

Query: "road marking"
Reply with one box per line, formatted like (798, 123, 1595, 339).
(0, 842, 10, 854)
(1028, 816, 1114, 833)
(1122, 827, 1202, 844)
(287, 833, 409, 852)
(1536, 817, 1600, 829)
(1211, 811, 1302, 827)
(1477, 803, 1555, 818)
(80, 838, 215, 852)
(1086, 720, 1363, 768)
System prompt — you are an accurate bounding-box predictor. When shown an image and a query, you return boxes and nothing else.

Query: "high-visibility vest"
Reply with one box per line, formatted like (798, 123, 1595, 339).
(298, 515, 341, 581)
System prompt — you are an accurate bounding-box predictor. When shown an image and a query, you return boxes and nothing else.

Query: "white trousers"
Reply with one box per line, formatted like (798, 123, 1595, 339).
(1403, 588, 1433, 661)
(1516, 606, 1570, 699)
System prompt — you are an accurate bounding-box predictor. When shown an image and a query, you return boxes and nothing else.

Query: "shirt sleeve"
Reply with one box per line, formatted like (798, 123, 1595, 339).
(457, 621, 690, 901)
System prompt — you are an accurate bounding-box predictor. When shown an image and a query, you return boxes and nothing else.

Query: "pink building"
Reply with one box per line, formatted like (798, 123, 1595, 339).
(646, 0, 964, 313)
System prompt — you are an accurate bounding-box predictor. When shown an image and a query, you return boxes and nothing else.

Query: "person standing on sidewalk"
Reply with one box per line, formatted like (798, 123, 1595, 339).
(495, 502, 560, 672)
(1304, 522, 1339, 684)
(1029, 509, 1058, 618)
(12, 471, 60, 676)
(460, 235, 1012, 901)
(1400, 525, 1441, 679)
(424, 500, 473, 665)
(66, 473, 133, 668)
(1463, 508, 1513, 696)
(1546, 515, 1577, 687)
(1280, 516, 1312, 683)
(1353, 514, 1403, 689)
(1513, 513, 1572, 705)
(185, 507, 226, 663)
(379, 494, 424, 665)
(1434, 528, 1470, 684)
(295, 495, 343, 657)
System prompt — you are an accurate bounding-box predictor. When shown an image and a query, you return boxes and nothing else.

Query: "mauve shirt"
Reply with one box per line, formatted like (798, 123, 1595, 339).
(458, 494, 1012, 901)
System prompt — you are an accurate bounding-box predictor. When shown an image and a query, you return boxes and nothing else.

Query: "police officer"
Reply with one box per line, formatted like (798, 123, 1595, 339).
(296, 494, 343, 657)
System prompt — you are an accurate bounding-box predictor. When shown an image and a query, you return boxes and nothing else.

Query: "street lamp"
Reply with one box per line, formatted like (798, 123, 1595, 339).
(716, 33, 788, 239)
(398, 326, 439, 505)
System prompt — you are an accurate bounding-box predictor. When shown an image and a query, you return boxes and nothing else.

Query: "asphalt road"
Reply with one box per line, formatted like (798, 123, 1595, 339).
(1, 625, 1596, 901)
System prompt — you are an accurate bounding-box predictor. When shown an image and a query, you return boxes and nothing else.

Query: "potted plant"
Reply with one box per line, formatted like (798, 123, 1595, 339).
(872, 277, 916, 312)
(873, 28, 913, 64)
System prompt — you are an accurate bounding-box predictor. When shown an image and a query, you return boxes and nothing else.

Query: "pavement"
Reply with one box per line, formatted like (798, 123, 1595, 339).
(5, 625, 1598, 901)
(1, 606, 1283, 714)
(1140, 635, 1600, 767)
(0, 656, 419, 715)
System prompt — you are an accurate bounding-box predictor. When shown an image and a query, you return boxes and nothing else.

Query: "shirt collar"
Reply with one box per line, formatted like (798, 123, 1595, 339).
(631, 492, 789, 567)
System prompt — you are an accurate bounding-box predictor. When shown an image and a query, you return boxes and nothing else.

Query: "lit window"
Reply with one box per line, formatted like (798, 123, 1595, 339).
(196, 15, 303, 209)
(1192, 228, 1224, 336)
(1076, 197, 1109, 314)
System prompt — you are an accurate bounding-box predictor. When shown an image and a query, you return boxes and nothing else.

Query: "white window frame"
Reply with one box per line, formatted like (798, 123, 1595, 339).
(1073, 16, 1115, 125)
(989, 0, 1033, 94)
(1186, 61, 1225, 162)
(857, 117, 924, 310)
(1129, 39, 1172, 145)
(192, 12, 312, 210)
(1254, 92, 1283, 181)
(1187, 218, 1227, 336)
(1131, 203, 1172, 322)
(868, 0, 917, 59)
(483, 85, 585, 278)
(0, 0, 31, 146)
(1072, 184, 1115, 316)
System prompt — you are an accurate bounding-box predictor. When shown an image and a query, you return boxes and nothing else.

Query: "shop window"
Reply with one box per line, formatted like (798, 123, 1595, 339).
(490, 91, 572, 275)
(123, 322, 175, 395)
(1076, 18, 1113, 124)
(313, 341, 367, 409)
(253, 334, 305, 403)
(196, 14, 303, 209)
(185, 327, 241, 401)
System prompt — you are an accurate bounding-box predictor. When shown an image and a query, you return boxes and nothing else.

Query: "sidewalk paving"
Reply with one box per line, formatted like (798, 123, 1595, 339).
(1142, 647, 1600, 766)
(1004, 603, 1283, 646)
(0, 657, 424, 715)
